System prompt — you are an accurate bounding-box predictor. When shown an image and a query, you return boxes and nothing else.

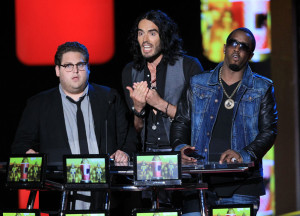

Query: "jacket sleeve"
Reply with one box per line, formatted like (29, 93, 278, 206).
(170, 85, 192, 150)
(11, 97, 41, 154)
(242, 85, 278, 161)
(114, 90, 137, 156)
(121, 62, 134, 111)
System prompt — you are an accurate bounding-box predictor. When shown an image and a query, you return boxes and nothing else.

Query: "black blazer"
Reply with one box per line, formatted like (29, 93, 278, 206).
(11, 83, 135, 164)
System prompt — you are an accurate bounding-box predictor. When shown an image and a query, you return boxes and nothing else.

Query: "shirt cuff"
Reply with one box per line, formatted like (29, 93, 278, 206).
(239, 149, 251, 162)
(174, 144, 188, 151)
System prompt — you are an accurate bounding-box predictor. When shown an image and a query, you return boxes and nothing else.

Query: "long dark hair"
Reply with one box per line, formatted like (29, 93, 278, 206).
(128, 10, 185, 71)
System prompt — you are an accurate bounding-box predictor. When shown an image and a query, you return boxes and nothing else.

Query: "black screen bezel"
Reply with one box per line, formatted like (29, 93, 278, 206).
(62, 210, 108, 216)
(209, 204, 254, 216)
(132, 208, 182, 215)
(2, 209, 41, 216)
(5, 153, 47, 189)
(133, 151, 182, 186)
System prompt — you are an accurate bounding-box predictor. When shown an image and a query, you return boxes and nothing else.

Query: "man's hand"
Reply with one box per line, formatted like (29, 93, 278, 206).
(219, 149, 243, 164)
(110, 150, 129, 163)
(26, 149, 38, 154)
(126, 81, 148, 112)
(146, 88, 164, 108)
(180, 145, 198, 162)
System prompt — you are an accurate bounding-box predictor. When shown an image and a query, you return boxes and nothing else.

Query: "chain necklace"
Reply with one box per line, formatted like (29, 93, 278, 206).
(219, 67, 242, 109)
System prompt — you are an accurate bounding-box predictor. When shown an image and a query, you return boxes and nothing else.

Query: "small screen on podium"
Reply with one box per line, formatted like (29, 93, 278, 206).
(2, 209, 40, 216)
(63, 210, 107, 216)
(133, 151, 182, 186)
(63, 154, 110, 190)
(132, 208, 181, 216)
(210, 204, 253, 216)
(6, 154, 46, 189)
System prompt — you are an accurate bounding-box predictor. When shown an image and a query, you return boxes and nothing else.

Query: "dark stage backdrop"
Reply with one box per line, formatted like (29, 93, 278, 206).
(1, 0, 270, 164)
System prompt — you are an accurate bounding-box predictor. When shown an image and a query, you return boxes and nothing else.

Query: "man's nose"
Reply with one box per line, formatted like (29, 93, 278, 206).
(143, 33, 149, 42)
(73, 65, 79, 72)
(234, 43, 242, 51)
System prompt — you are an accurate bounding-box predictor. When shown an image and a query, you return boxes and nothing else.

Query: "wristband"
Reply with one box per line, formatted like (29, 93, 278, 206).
(131, 106, 146, 118)
(165, 102, 170, 116)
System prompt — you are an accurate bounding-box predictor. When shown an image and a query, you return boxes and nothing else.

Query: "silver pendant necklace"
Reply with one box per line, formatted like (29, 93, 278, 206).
(219, 67, 242, 110)
(152, 124, 157, 130)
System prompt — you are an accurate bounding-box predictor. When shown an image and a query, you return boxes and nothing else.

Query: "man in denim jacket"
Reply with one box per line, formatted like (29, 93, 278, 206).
(170, 28, 278, 215)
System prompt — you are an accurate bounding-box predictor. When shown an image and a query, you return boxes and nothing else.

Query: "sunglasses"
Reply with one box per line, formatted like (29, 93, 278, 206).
(226, 38, 251, 52)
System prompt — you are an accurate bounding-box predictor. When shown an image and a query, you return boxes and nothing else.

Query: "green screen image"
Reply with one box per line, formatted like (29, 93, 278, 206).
(212, 207, 251, 215)
(66, 158, 106, 183)
(8, 157, 43, 182)
(65, 214, 105, 216)
(4, 213, 37, 216)
(136, 213, 178, 216)
(136, 155, 178, 181)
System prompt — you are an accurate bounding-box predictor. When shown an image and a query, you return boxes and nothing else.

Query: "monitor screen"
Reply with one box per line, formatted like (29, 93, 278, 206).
(132, 208, 181, 216)
(2, 209, 40, 216)
(133, 152, 181, 186)
(210, 204, 253, 216)
(62, 210, 108, 216)
(6, 154, 46, 189)
(63, 154, 110, 190)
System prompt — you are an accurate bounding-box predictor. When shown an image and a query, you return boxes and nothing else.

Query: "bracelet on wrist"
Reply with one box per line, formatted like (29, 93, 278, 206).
(165, 102, 170, 116)
(131, 106, 146, 118)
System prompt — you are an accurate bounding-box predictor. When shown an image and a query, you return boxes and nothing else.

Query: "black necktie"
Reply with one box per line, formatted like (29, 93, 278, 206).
(66, 95, 89, 154)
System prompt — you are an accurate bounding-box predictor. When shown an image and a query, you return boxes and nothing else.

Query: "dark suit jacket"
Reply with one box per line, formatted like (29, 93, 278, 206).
(11, 83, 136, 164)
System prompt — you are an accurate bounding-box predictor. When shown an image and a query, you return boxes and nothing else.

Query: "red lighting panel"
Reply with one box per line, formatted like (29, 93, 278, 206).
(15, 0, 115, 65)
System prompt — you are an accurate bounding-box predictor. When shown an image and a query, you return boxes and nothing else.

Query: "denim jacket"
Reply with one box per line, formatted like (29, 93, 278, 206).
(171, 62, 278, 170)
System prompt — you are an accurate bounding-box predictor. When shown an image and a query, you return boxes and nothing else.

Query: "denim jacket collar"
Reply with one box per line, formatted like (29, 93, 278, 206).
(207, 62, 254, 89)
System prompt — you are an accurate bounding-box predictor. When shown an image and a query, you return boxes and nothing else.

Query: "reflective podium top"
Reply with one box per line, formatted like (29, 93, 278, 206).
(1, 160, 254, 191)
(0, 160, 254, 175)
(109, 160, 254, 175)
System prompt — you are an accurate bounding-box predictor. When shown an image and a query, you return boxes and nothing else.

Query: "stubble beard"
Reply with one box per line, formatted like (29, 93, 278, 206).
(142, 44, 162, 63)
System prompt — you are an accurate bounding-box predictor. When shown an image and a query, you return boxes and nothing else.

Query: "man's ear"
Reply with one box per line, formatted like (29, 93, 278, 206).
(55, 65, 60, 77)
(248, 52, 254, 61)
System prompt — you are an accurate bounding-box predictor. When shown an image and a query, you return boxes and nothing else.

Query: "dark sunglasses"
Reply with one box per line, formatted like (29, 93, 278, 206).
(226, 38, 251, 52)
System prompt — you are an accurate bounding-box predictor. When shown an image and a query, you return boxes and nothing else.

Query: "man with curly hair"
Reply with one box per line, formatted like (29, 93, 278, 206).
(122, 9, 204, 153)
(122, 9, 204, 209)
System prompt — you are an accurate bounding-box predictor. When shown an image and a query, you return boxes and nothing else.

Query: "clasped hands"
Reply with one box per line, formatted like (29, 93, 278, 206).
(126, 81, 163, 112)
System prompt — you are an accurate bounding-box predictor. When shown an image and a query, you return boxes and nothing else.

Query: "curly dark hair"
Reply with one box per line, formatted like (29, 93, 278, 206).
(54, 41, 89, 66)
(128, 10, 185, 71)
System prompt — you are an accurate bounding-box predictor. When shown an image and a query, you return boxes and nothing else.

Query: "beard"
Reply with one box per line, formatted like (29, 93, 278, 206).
(144, 50, 162, 62)
(229, 64, 241, 71)
(142, 43, 162, 62)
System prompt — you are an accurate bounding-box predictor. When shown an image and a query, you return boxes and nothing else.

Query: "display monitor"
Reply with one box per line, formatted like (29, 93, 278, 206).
(132, 208, 181, 216)
(63, 154, 110, 190)
(62, 210, 108, 216)
(209, 204, 253, 216)
(2, 209, 40, 216)
(133, 152, 182, 186)
(6, 154, 47, 189)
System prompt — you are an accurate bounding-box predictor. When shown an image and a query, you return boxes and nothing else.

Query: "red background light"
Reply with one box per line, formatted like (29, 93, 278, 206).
(15, 0, 115, 65)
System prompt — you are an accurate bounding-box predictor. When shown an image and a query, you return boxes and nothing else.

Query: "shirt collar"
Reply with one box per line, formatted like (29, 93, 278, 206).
(208, 62, 254, 89)
(59, 83, 89, 100)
